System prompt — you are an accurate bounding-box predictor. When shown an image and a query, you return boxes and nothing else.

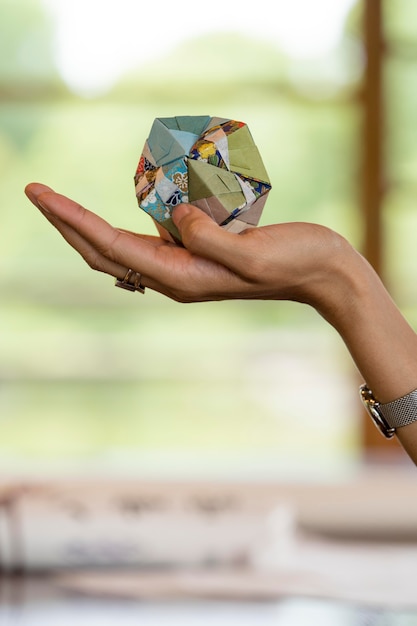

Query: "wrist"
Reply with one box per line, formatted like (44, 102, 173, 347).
(302, 232, 366, 326)
(312, 238, 417, 404)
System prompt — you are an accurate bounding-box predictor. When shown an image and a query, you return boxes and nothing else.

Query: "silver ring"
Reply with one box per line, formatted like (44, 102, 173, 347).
(115, 269, 145, 293)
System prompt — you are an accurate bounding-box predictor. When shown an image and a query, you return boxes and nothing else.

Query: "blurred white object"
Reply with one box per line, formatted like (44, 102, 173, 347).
(0, 480, 278, 571)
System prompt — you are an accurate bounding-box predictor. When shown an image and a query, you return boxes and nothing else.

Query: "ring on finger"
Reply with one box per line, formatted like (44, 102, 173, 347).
(114, 268, 145, 294)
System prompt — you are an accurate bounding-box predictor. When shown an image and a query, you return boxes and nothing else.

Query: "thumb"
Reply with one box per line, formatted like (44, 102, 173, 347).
(172, 204, 236, 261)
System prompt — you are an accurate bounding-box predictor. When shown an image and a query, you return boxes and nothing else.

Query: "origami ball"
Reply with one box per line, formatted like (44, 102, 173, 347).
(134, 116, 271, 242)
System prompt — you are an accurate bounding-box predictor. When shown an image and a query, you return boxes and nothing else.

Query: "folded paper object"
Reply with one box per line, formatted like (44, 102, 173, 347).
(134, 116, 271, 241)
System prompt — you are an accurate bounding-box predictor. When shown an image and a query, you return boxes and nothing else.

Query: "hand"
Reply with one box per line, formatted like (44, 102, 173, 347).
(24, 182, 417, 459)
(24, 182, 349, 311)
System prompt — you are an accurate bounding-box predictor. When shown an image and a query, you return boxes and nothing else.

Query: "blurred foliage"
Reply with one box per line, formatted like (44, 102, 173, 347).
(383, 0, 417, 313)
(0, 0, 416, 476)
(0, 0, 67, 100)
(384, 0, 417, 42)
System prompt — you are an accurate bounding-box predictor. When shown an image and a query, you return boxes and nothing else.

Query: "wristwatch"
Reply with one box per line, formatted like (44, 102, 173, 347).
(360, 384, 417, 439)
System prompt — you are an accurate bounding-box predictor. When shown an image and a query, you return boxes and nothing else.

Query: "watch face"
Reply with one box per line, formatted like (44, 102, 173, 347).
(368, 403, 396, 439)
(359, 385, 396, 439)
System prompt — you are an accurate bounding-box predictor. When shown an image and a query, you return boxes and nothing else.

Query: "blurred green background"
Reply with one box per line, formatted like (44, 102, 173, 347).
(1, 0, 416, 479)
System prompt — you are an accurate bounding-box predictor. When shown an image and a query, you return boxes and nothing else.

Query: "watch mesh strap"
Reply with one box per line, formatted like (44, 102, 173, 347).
(381, 390, 417, 429)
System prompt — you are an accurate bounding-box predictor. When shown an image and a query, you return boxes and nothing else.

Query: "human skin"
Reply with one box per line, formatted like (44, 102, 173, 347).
(25, 182, 417, 462)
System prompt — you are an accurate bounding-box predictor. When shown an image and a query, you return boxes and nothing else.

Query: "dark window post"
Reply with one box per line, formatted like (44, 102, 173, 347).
(361, 0, 400, 454)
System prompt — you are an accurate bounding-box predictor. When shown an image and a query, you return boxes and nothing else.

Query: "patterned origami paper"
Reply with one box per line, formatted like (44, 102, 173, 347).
(134, 116, 271, 242)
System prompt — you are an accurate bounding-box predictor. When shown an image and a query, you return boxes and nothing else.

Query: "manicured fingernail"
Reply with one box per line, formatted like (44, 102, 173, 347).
(37, 198, 51, 214)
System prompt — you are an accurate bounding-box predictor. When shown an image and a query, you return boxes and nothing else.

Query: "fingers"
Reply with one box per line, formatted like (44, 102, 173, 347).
(25, 182, 55, 207)
(26, 184, 133, 280)
(24, 183, 264, 302)
(26, 185, 255, 281)
(25, 184, 192, 291)
(33, 190, 172, 278)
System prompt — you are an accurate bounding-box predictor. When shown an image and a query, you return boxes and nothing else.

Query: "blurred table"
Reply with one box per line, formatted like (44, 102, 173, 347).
(1, 574, 417, 626)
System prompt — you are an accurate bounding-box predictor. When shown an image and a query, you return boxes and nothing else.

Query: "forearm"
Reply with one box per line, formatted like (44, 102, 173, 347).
(315, 242, 417, 460)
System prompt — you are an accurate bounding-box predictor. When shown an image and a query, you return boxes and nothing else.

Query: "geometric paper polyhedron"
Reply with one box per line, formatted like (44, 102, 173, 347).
(134, 116, 271, 242)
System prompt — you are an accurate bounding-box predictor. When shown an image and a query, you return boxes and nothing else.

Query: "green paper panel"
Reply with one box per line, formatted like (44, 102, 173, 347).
(188, 159, 244, 203)
(226, 123, 253, 151)
(230, 147, 269, 181)
(216, 191, 245, 213)
(227, 125, 270, 181)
